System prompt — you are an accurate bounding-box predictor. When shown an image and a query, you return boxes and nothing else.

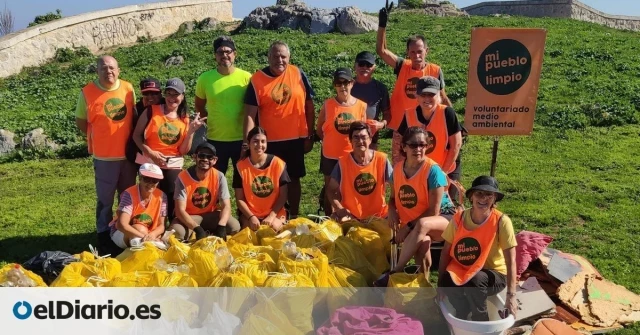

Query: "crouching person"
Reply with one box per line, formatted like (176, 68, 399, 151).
(168, 143, 240, 241)
(327, 121, 392, 222)
(110, 163, 167, 249)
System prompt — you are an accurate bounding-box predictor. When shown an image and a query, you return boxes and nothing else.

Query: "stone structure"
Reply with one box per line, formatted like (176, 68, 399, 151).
(398, 0, 469, 17)
(241, 3, 377, 34)
(464, 0, 640, 31)
(0, 0, 232, 77)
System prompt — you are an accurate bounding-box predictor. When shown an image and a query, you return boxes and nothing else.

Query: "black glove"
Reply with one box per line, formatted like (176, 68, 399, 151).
(214, 225, 227, 241)
(378, 0, 394, 28)
(193, 226, 208, 241)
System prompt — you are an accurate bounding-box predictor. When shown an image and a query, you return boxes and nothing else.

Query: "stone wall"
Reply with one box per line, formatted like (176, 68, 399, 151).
(0, 0, 232, 78)
(464, 0, 640, 31)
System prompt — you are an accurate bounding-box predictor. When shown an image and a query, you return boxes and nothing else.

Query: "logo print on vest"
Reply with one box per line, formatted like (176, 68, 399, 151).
(132, 213, 153, 227)
(271, 83, 292, 105)
(158, 122, 181, 145)
(425, 131, 436, 154)
(104, 98, 127, 121)
(454, 237, 482, 266)
(192, 187, 212, 209)
(398, 185, 418, 209)
(404, 77, 419, 99)
(354, 172, 376, 196)
(334, 112, 355, 135)
(251, 176, 274, 198)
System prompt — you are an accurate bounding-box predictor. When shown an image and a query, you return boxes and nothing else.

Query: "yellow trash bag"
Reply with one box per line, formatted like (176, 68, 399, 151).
(187, 237, 227, 286)
(147, 270, 197, 287)
(283, 217, 317, 231)
(50, 263, 93, 287)
(328, 236, 379, 285)
(290, 233, 316, 249)
(75, 251, 95, 263)
(232, 253, 276, 287)
(81, 256, 121, 281)
(0, 263, 47, 287)
(311, 219, 342, 243)
(164, 235, 190, 265)
(207, 271, 255, 316)
(327, 264, 381, 315)
(263, 273, 316, 334)
(384, 272, 442, 328)
(120, 243, 165, 273)
(208, 271, 254, 288)
(343, 218, 392, 257)
(346, 226, 390, 276)
(109, 271, 153, 287)
(261, 235, 291, 250)
(229, 227, 257, 246)
(227, 240, 280, 264)
(256, 225, 277, 244)
(332, 264, 368, 288)
(239, 297, 304, 335)
(278, 247, 329, 287)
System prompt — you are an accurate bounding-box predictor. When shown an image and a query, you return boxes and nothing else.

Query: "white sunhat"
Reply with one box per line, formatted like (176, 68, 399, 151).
(139, 163, 164, 179)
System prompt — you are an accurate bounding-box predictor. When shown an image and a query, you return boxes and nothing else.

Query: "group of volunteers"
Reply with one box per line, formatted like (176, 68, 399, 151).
(73, 2, 518, 321)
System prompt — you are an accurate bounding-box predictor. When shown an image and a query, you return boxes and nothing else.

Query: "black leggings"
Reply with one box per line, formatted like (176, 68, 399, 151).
(438, 269, 507, 321)
(159, 168, 181, 220)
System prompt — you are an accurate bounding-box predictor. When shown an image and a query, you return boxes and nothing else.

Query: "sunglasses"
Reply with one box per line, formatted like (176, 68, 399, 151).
(357, 61, 374, 68)
(142, 92, 160, 96)
(215, 49, 234, 56)
(405, 142, 427, 149)
(197, 153, 216, 160)
(141, 176, 160, 184)
(334, 80, 352, 87)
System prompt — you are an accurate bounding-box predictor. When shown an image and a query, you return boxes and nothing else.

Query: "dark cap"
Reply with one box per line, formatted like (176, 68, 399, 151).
(213, 36, 236, 52)
(165, 78, 186, 94)
(333, 67, 354, 81)
(195, 142, 217, 156)
(416, 76, 440, 95)
(140, 78, 161, 93)
(355, 51, 376, 65)
(465, 176, 505, 202)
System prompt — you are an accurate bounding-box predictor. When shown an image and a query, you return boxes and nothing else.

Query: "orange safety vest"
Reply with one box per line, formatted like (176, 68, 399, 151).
(338, 150, 388, 220)
(446, 209, 503, 285)
(125, 185, 164, 231)
(236, 156, 287, 218)
(251, 65, 307, 141)
(389, 60, 441, 131)
(144, 105, 189, 157)
(177, 168, 220, 215)
(82, 81, 135, 159)
(405, 104, 449, 167)
(392, 158, 437, 225)
(321, 98, 367, 159)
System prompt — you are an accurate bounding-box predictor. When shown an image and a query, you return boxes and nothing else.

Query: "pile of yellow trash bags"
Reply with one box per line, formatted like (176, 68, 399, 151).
(2, 217, 444, 334)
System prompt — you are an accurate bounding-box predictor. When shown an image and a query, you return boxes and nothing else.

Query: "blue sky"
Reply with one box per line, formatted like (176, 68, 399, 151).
(5, 0, 640, 32)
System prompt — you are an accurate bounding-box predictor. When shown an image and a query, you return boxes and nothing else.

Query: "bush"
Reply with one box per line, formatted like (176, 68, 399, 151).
(54, 47, 93, 63)
(402, 0, 424, 9)
(28, 9, 62, 27)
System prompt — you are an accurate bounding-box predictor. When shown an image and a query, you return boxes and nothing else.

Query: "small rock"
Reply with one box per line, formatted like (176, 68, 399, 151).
(0, 129, 16, 155)
(335, 7, 377, 35)
(335, 52, 349, 60)
(21, 128, 58, 151)
(199, 17, 219, 31)
(165, 56, 185, 68)
(310, 10, 336, 34)
(85, 63, 97, 73)
(179, 21, 195, 34)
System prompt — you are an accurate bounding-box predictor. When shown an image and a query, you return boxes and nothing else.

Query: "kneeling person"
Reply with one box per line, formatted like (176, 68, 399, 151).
(111, 163, 168, 248)
(169, 143, 240, 241)
(327, 121, 392, 222)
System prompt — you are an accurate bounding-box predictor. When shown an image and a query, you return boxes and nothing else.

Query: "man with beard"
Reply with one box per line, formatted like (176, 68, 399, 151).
(168, 142, 240, 241)
(195, 36, 251, 176)
(75, 55, 137, 255)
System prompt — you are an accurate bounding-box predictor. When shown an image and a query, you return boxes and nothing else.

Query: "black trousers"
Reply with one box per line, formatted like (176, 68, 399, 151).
(438, 269, 507, 321)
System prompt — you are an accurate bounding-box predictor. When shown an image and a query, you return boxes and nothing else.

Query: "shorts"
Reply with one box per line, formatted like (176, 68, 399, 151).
(439, 213, 454, 223)
(320, 155, 338, 176)
(267, 138, 306, 179)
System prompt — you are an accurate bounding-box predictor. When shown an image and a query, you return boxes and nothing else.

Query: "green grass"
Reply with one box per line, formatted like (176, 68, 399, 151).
(1, 12, 640, 333)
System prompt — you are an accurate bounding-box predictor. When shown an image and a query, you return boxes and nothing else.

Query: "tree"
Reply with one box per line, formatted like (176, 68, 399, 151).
(28, 9, 62, 27)
(0, 3, 14, 36)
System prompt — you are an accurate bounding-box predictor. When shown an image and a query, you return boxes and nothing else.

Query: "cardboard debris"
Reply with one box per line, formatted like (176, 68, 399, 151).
(513, 277, 556, 322)
(540, 248, 602, 283)
(570, 320, 623, 334)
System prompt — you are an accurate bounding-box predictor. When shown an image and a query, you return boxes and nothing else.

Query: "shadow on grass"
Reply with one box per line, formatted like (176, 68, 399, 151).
(0, 232, 96, 264)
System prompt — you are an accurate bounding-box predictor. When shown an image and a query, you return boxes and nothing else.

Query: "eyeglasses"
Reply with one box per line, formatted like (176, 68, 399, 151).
(357, 61, 373, 68)
(141, 176, 160, 184)
(215, 49, 234, 56)
(197, 153, 216, 160)
(405, 142, 427, 149)
(352, 135, 370, 142)
(142, 92, 160, 96)
(474, 191, 496, 198)
(334, 80, 351, 87)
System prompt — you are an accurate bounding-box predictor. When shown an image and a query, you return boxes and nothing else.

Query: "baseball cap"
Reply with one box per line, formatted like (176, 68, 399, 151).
(140, 78, 161, 93)
(195, 142, 217, 156)
(355, 51, 376, 65)
(139, 163, 164, 180)
(165, 78, 186, 94)
(416, 76, 440, 95)
(333, 67, 354, 81)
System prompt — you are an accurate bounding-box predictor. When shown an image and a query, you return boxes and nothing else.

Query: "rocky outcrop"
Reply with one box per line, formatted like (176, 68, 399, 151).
(241, 3, 377, 34)
(398, 0, 469, 17)
(20, 128, 58, 151)
(0, 129, 16, 155)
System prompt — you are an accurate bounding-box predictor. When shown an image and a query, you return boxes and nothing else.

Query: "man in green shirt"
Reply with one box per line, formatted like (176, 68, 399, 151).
(195, 36, 251, 177)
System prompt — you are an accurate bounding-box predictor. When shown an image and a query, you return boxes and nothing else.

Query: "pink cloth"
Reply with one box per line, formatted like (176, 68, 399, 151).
(515, 231, 553, 278)
(317, 306, 423, 335)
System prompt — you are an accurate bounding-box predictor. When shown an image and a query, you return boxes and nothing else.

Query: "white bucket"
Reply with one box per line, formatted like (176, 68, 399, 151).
(438, 290, 515, 335)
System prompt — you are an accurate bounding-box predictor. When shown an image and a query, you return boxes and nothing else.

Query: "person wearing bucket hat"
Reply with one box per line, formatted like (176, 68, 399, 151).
(438, 175, 518, 321)
(315, 67, 367, 216)
(132, 78, 207, 221)
(109, 163, 168, 250)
